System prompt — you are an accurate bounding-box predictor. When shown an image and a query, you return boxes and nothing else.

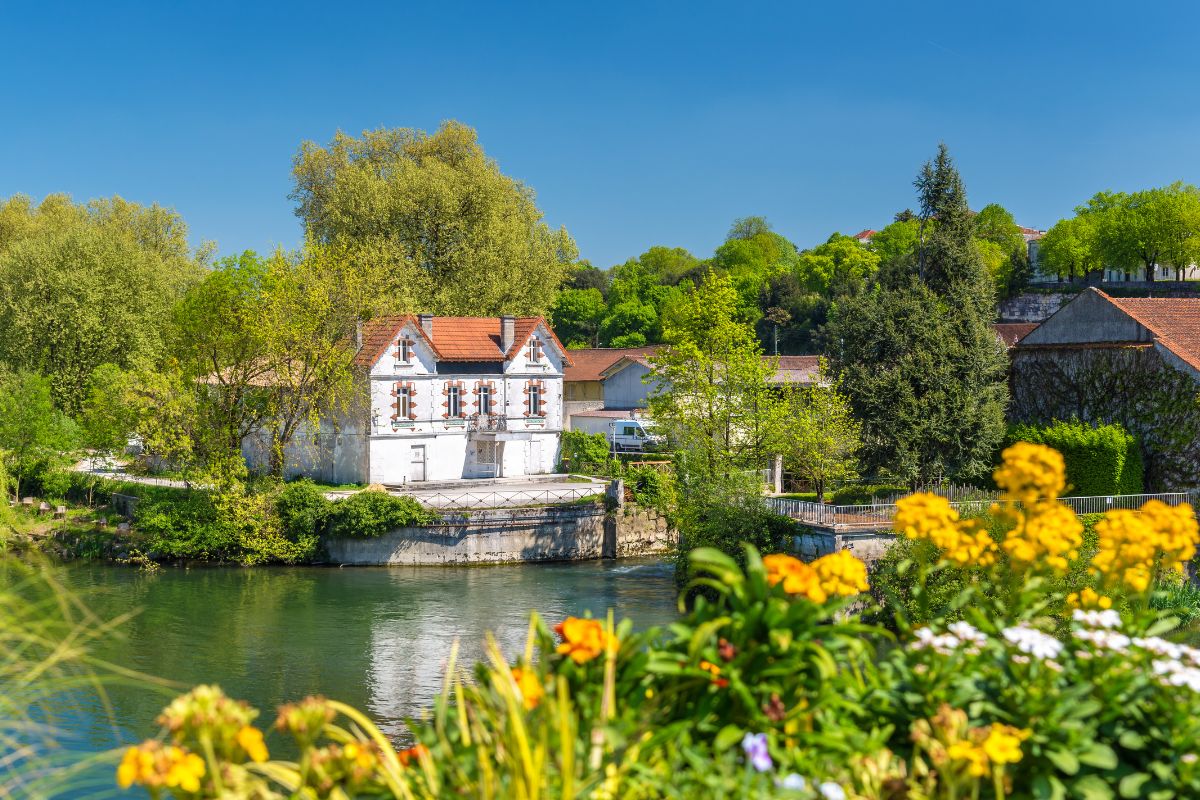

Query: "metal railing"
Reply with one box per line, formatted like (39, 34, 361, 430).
(402, 486, 605, 510)
(766, 492, 1194, 531)
(467, 414, 507, 432)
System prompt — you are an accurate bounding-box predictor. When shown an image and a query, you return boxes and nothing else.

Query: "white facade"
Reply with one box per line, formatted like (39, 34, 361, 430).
(363, 320, 565, 484)
(244, 316, 567, 485)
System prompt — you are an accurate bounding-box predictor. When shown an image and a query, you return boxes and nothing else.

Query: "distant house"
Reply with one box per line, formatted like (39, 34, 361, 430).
(562, 347, 661, 423)
(244, 314, 571, 485)
(851, 229, 878, 245)
(992, 322, 1039, 349)
(1010, 288, 1200, 488)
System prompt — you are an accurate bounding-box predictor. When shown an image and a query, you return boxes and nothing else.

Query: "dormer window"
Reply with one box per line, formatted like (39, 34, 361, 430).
(527, 337, 543, 362)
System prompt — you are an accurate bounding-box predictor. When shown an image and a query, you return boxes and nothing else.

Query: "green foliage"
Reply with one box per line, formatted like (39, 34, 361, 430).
(624, 465, 674, 512)
(1037, 215, 1100, 281)
(559, 429, 613, 474)
(794, 233, 879, 296)
(777, 379, 860, 502)
(1007, 420, 1143, 496)
(0, 194, 204, 413)
(828, 483, 910, 505)
(0, 370, 79, 499)
(829, 146, 1009, 484)
(550, 287, 606, 348)
(275, 479, 332, 543)
(325, 490, 434, 539)
(291, 121, 577, 316)
(1079, 182, 1200, 281)
(673, 495, 794, 583)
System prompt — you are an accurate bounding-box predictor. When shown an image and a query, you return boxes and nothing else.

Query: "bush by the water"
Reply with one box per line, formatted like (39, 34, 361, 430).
(1006, 419, 1143, 496)
(113, 443, 1200, 798)
(558, 429, 614, 474)
(324, 489, 433, 539)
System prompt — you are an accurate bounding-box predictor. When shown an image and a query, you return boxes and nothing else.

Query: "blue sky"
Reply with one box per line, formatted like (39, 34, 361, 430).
(3, 1, 1200, 268)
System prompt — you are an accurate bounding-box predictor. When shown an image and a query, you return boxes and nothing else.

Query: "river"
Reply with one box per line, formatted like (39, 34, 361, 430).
(53, 558, 678, 767)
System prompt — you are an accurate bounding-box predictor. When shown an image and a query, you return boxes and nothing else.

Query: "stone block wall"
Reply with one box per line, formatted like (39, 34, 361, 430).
(794, 527, 896, 567)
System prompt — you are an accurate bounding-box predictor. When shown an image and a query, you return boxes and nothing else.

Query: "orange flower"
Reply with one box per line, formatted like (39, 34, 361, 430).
(699, 660, 722, 676)
(397, 744, 428, 767)
(511, 666, 544, 710)
(762, 554, 828, 603)
(554, 617, 618, 664)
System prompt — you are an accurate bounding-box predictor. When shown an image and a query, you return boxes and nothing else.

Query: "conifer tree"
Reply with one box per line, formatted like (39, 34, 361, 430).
(828, 145, 1008, 483)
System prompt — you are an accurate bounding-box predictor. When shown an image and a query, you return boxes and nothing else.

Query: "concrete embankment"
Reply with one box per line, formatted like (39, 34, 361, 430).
(323, 503, 674, 566)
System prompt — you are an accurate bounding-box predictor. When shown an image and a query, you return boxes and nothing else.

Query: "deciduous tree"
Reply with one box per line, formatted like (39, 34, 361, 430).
(291, 121, 577, 316)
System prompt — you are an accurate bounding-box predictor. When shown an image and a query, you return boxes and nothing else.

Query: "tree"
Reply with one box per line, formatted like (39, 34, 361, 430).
(1159, 183, 1200, 280)
(973, 203, 1030, 295)
(80, 363, 136, 464)
(828, 145, 1009, 483)
(778, 375, 860, 502)
(565, 262, 610, 296)
(0, 370, 79, 498)
(867, 219, 920, 277)
(710, 218, 801, 325)
(0, 194, 204, 413)
(914, 144, 996, 318)
(648, 271, 785, 484)
(1079, 184, 1200, 283)
(1037, 216, 1100, 281)
(794, 233, 880, 296)
(291, 121, 577, 316)
(551, 288, 607, 348)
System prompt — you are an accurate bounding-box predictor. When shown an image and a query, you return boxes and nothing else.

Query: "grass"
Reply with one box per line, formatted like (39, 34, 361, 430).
(775, 492, 819, 502)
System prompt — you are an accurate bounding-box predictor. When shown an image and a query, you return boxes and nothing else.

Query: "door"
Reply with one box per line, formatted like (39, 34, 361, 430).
(526, 440, 543, 474)
(409, 445, 426, 482)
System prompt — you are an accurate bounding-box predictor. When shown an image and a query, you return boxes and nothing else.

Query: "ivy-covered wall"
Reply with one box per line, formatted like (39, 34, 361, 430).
(1009, 345, 1200, 490)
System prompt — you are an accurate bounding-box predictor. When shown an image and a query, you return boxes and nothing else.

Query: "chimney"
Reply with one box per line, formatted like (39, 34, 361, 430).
(500, 315, 515, 354)
(354, 318, 363, 351)
(418, 313, 434, 339)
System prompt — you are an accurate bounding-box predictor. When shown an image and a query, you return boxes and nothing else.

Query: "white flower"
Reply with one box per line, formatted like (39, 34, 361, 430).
(819, 783, 847, 800)
(1002, 625, 1063, 660)
(1183, 753, 1198, 764)
(1072, 609, 1122, 630)
(777, 774, 807, 791)
(1074, 628, 1131, 653)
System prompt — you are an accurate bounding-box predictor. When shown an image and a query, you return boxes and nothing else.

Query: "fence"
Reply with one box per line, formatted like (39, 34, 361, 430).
(765, 492, 1194, 531)
(402, 486, 605, 511)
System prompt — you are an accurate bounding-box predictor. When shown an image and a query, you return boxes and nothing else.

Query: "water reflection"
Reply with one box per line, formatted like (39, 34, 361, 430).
(58, 559, 677, 749)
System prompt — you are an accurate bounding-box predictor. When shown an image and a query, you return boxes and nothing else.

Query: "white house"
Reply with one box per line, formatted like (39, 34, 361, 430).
(244, 314, 571, 485)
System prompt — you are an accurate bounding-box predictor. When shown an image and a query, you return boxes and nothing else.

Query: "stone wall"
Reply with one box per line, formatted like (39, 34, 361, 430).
(998, 292, 1071, 323)
(322, 502, 676, 566)
(793, 527, 895, 566)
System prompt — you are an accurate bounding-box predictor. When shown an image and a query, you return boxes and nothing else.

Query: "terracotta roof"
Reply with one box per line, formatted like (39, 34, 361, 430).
(598, 350, 822, 385)
(770, 355, 821, 384)
(1100, 291, 1200, 374)
(353, 315, 571, 367)
(852, 229, 877, 241)
(991, 322, 1039, 348)
(562, 347, 663, 382)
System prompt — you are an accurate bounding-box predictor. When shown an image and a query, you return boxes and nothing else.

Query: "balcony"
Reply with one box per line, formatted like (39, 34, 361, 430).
(467, 414, 507, 433)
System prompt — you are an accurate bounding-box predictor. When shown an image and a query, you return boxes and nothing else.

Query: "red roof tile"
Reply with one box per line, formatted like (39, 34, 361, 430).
(353, 315, 570, 367)
(770, 355, 821, 384)
(991, 322, 1039, 348)
(563, 347, 663, 382)
(1100, 291, 1200, 374)
(852, 229, 877, 240)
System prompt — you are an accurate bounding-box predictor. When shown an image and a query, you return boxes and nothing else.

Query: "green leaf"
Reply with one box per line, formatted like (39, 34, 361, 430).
(1117, 730, 1145, 750)
(1119, 773, 1151, 798)
(1072, 775, 1114, 800)
(1033, 774, 1067, 800)
(1078, 743, 1118, 769)
(714, 724, 744, 751)
(1046, 748, 1080, 776)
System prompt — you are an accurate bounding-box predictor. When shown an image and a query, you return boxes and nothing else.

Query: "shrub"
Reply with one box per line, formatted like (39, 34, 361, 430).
(828, 483, 908, 505)
(624, 464, 674, 512)
(1006, 419, 1143, 495)
(135, 491, 236, 562)
(275, 479, 331, 542)
(325, 490, 434, 539)
(559, 429, 613, 474)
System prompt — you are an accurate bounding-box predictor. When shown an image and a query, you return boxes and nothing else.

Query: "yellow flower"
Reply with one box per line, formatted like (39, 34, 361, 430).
(1093, 509, 1158, 592)
(1140, 499, 1200, 571)
(236, 725, 269, 763)
(511, 666, 544, 710)
(555, 617, 618, 664)
(699, 660, 721, 676)
(811, 550, 870, 596)
(947, 741, 990, 777)
(116, 741, 205, 793)
(894, 494, 998, 567)
(993, 442, 1066, 503)
(344, 741, 378, 770)
(1002, 501, 1083, 573)
(1067, 587, 1112, 610)
(981, 724, 1029, 766)
(762, 554, 828, 603)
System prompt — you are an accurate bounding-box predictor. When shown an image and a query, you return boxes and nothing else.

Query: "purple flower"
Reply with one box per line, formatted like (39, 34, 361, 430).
(741, 732, 773, 772)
